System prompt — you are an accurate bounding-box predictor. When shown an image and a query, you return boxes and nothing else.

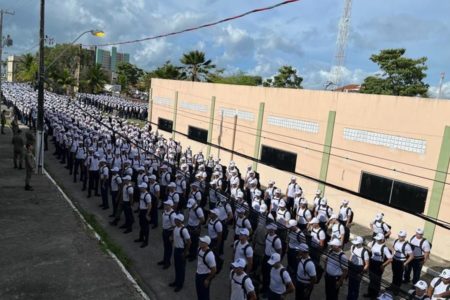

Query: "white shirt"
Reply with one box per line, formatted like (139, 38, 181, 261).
(122, 184, 134, 202)
(88, 157, 99, 171)
(338, 206, 352, 222)
(188, 206, 204, 227)
(111, 174, 122, 192)
(296, 207, 312, 225)
(286, 182, 301, 198)
(173, 226, 190, 249)
(326, 251, 348, 276)
(369, 242, 393, 262)
(162, 210, 176, 230)
(100, 166, 109, 180)
(310, 227, 326, 248)
(297, 257, 316, 283)
(270, 266, 292, 295)
(331, 223, 345, 240)
(230, 271, 255, 300)
(409, 236, 431, 258)
(197, 248, 216, 275)
(233, 240, 254, 262)
(207, 218, 223, 239)
(235, 216, 252, 235)
(139, 192, 151, 210)
(264, 233, 282, 256)
(350, 246, 370, 266)
(371, 220, 390, 235)
(168, 192, 180, 205)
(393, 239, 413, 261)
(216, 201, 232, 222)
(288, 229, 305, 249)
(430, 277, 450, 300)
(316, 205, 333, 223)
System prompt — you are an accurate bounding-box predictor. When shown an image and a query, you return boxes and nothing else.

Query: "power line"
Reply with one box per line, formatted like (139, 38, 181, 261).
(87, 0, 301, 47)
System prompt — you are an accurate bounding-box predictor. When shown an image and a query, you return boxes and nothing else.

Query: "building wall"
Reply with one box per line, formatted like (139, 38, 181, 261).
(149, 78, 450, 258)
(6, 55, 20, 82)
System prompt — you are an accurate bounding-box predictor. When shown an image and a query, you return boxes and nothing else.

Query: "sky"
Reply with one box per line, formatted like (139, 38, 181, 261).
(2, 0, 450, 97)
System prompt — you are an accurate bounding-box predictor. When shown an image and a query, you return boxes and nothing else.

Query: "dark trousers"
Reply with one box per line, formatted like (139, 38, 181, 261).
(174, 248, 186, 288)
(262, 255, 271, 293)
(123, 202, 133, 229)
(391, 259, 405, 292)
(101, 184, 109, 208)
(150, 204, 158, 227)
(195, 273, 210, 300)
(220, 222, 228, 255)
(188, 225, 201, 258)
(325, 273, 340, 300)
(347, 264, 363, 300)
(268, 290, 282, 300)
(296, 280, 313, 300)
(68, 152, 75, 174)
(73, 159, 83, 182)
(139, 210, 149, 243)
(88, 170, 99, 197)
(162, 229, 173, 266)
(404, 258, 423, 284)
(368, 259, 383, 297)
(111, 191, 118, 216)
(287, 248, 299, 275)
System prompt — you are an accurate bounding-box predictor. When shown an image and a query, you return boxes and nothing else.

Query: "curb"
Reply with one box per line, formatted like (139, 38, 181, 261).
(44, 168, 151, 300)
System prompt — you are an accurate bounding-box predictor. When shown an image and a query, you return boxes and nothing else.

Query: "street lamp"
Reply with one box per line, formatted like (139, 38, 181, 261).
(35, 23, 105, 174)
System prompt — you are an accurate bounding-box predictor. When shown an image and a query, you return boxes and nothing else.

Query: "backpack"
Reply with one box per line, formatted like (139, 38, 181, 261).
(350, 245, 369, 266)
(313, 228, 328, 248)
(340, 206, 354, 224)
(378, 221, 392, 239)
(279, 268, 289, 285)
(231, 270, 251, 298)
(432, 278, 450, 292)
(179, 227, 189, 248)
(234, 240, 251, 258)
(265, 233, 281, 251)
(198, 248, 215, 270)
(193, 206, 206, 225)
(300, 258, 316, 283)
(409, 237, 432, 255)
(394, 239, 410, 257)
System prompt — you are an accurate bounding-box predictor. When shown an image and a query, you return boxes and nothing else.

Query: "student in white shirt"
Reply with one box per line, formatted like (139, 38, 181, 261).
(324, 239, 348, 300)
(196, 236, 217, 300)
(230, 258, 256, 300)
(408, 280, 431, 300)
(233, 228, 254, 273)
(404, 228, 432, 285)
(268, 252, 295, 299)
(170, 214, 191, 292)
(390, 230, 413, 295)
(295, 243, 316, 300)
(428, 269, 450, 300)
(347, 236, 369, 300)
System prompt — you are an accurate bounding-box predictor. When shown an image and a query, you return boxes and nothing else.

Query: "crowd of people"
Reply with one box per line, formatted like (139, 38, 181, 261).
(78, 93, 148, 120)
(2, 82, 449, 300)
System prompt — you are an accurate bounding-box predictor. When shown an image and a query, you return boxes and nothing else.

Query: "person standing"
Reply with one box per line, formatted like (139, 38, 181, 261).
(24, 143, 35, 191)
(428, 269, 450, 299)
(196, 236, 217, 300)
(12, 130, 24, 169)
(233, 228, 254, 273)
(99, 159, 109, 209)
(158, 199, 176, 269)
(87, 152, 100, 198)
(170, 214, 191, 292)
(268, 252, 295, 300)
(109, 167, 122, 218)
(404, 228, 432, 285)
(390, 230, 413, 295)
(347, 236, 369, 300)
(148, 175, 160, 229)
(324, 239, 348, 300)
(295, 244, 317, 300)
(407, 280, 430, 300)
(135, 183, 151, 248)
(187, 198, 205, 261)
(119, 175, 134, 233)
(262, 223, 283, 297)
(364, 233, 393, 298)
(1, 110, 6, 134)
(230, 258, 257, 300)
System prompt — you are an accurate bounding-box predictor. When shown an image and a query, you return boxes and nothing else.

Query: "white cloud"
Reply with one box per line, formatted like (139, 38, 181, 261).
(303, 66, 372, 89)
(428, 81, 450, 99)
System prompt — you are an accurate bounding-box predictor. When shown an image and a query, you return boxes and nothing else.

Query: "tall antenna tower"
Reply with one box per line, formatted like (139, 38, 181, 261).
(327, 0, 353, 89)
(437, 72, 445, 99)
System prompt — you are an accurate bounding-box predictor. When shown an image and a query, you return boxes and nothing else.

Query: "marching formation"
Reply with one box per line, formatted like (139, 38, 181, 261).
(2, 82, 448, 300)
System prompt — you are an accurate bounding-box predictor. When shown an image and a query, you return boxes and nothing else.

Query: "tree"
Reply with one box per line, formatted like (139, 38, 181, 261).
(209, 71, 262, 86)
(117, 62, 144, 91)
(16, 53, 38, 83)
(360, 48, 429, 97)
(56, 68, 76, 95)
(263, 65, 303, 89)
(82, 64, 108, 94)
(150, 61, 181, 80)
(179, 50, 216, 82)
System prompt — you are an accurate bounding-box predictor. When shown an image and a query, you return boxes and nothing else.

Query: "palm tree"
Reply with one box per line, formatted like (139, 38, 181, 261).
(84, 64, 108, 94)
(179, 50, 216, 82)
(17, 53, 38, 83)
(56, 68, 76, 95)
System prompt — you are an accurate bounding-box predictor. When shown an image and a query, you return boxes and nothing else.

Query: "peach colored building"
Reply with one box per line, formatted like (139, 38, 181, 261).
(149, 78, 450, 259)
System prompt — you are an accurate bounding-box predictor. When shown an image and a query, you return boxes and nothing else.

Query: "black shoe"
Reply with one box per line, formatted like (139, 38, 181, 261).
(174, 287, 182, 292)
(402, 279, 410, 284)
(123, 229, 132, 234)
(151, 225, 158, 229)
(87, 195, 91, 198)
(99, 204, 104, 207)
(102, 207, 109, 210)
(363, 294, 373, 298)
(134, 239, 143, 243)
(169, 282, 176, 287)
(187, 257, 195, 262)
(119, 224, 127, 229)
(140, 243, 148, 248)
(18, 167, 23, 170)
(162, 264, 170, 269)
(110, 220, 118, 226)
(109, 214, 115, 218)
(157, 261, 165, 266)
(14, 166, 17, 169)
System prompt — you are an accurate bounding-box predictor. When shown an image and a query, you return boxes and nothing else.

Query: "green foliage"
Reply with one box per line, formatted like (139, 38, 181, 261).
(82, 64, 108, 94)
(210, 71, 262, 86)
(16, 53, 38, 84)
(263, 65, 303, 89)
(179, 50, 216, 82)
(360, 48, 429, 97)
(55, 68, 76, 95)
(149, 61, 181, 80)
(117, 62, 144, 91)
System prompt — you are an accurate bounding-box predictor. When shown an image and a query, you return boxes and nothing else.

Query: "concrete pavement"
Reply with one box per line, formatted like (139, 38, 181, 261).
(0, 123, 144, 300)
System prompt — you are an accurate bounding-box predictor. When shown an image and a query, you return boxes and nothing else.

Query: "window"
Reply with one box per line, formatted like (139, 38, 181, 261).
(260, 145, 297, 173)
(359, 172, 428, 213)
(158, 118, 173, 133)
(188, 126, 208, 143)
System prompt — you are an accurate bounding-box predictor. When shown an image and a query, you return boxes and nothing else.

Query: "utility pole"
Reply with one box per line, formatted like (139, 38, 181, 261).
(437, 72, 445, 99)
(0, 9, 15, 113)
(36, 0, 45, 174)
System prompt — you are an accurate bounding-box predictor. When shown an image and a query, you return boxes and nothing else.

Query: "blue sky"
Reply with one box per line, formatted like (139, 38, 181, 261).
(2, 0, 450, 97)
